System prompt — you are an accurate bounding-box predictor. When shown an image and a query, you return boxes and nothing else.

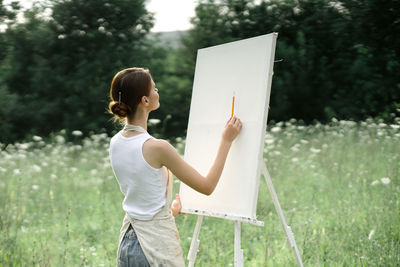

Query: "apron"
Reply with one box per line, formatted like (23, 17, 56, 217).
(116, 126, 185, 266)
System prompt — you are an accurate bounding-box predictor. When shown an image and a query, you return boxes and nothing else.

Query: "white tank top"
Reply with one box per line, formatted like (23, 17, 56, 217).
(109, 131, 168, 220)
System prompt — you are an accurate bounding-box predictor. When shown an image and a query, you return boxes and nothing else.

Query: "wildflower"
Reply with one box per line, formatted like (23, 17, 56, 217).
(32, 185, 39, 190)
(271, 126, 281, 133)
(18, 143, 30, 150)
(291, 157, 299, 163)
(13, 169, 21, 175)
(310, 147, 321, 153)
(291, 144, 300, 152)
(368, 229, 375, 240)
(33, 136, 42, 141)
(71, 167, 78, 173)
(148, 119, 161, 125)
(264, 139, 274, 145)
(300, 139, 309, 144)
(56, 135, 65, 144)
(72, 130, 83, 136)
(370, 180, 379, 186)
(390, 124, 400, 130)
(50, 174, 57, 179)
(32, 165, 42, 172)
(380, 177, 391, 184)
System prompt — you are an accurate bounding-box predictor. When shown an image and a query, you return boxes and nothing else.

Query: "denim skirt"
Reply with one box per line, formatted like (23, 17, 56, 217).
(118, 224, 150, 267)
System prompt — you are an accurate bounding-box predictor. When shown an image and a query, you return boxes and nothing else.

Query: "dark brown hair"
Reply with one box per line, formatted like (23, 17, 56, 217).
(108, 68, 152, 121)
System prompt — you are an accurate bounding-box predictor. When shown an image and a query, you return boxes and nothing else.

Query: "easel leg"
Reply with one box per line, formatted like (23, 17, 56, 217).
(261, 161, 304, 267)
(234, 221, 243, 267)
(188, 215, 203, 267)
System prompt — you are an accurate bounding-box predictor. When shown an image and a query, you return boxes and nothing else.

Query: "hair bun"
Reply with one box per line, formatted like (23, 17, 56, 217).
(109, 101, 132, 118)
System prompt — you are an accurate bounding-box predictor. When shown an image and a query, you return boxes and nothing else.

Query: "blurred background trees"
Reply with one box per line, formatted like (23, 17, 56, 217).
(0, 0, 399, 144)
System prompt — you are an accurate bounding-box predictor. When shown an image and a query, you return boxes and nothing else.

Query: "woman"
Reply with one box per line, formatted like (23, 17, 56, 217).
(108, 67, 242, 266)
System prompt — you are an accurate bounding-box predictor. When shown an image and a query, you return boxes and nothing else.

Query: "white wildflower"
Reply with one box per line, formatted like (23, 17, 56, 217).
(265, 139, 274, 145)
(32, 185, 39, 190)
(271, 126, 281, 133)
(300, 139, 309, 144)
(32, 165, 42, 172)
(21, 226, 28, 233)
(55, 135, 65, 143)
(72, 130, 83, 136)
(390, 124, 400, 130)
(368, 229, 375, 240)
(13, 169, 21, 175)
(148, 119, 161, 125)
(310, 147, 321, 153)
(291, 157, 299, 163)
(18, 143, 30, 150)
(50, 174, 57, 179)
(71, 167, 78, 173)
(380, 177, 391, 185)
(0, 167, 6, 173)
(90, 169, 98, 175)
(32, 136, 42, 141)
(291, 144, 300, 152)
(370, 180, 379, 186)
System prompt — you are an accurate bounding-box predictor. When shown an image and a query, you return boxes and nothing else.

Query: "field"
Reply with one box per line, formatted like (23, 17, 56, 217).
(0, 118, 399, 266)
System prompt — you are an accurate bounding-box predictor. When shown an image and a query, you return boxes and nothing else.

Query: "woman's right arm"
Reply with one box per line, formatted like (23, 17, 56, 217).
(155, 116, 242, 195)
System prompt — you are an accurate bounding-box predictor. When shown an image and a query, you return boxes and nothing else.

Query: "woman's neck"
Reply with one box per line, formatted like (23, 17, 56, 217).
(127, 108, 149, 131)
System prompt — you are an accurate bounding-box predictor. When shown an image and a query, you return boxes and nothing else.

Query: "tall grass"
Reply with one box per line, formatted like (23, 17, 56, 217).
(0, 118, 399, 266)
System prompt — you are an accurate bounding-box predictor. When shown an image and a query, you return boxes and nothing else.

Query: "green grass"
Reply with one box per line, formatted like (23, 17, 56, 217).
(0, 118, 399, 266)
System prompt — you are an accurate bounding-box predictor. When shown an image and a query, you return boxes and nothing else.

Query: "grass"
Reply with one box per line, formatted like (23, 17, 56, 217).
(0, 118, 399, 266)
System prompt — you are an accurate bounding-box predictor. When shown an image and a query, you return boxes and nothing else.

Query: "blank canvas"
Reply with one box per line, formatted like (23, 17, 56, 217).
(179, 33, 277, 220)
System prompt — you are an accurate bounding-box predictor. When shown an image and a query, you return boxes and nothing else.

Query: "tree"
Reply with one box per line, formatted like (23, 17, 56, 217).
(0, 0, 161, 143)
(180, 0, 400, 123)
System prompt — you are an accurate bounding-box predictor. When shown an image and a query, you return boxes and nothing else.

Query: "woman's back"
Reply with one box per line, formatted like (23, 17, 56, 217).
(110, 131, 168, 220)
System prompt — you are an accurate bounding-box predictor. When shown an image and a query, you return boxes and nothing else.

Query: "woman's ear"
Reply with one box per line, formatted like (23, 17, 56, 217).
(141, 96, 149, 105)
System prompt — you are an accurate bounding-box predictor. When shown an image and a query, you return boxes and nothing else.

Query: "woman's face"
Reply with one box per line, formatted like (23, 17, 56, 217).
(147, 80, 160, 111)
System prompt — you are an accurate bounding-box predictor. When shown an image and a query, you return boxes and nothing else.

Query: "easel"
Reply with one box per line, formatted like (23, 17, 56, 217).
(186, 160, 304, 267)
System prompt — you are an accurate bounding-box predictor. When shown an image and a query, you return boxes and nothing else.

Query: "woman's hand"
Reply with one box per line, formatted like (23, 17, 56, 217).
(222, 115, 242, 143)
(171, 194, 182, 217)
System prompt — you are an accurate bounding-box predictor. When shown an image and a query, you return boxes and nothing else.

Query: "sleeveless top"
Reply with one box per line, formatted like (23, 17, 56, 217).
(109, 131, 168, 220)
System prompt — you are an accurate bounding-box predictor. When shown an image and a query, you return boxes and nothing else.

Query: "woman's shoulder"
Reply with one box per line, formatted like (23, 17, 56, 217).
(145, 137, 172, 151)
(143, 137, 176, 169)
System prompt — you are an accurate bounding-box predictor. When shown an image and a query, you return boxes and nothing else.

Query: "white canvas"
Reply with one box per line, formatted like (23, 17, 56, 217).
(179, 33, 277, 220)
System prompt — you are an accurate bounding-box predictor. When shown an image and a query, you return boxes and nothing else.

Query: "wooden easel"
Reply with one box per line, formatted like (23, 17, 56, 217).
(186, 160, 304, 267)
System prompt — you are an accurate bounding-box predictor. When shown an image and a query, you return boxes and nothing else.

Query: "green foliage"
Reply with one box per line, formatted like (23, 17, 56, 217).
(179, 0, 400, 123)
(0, 0, 161, 143)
